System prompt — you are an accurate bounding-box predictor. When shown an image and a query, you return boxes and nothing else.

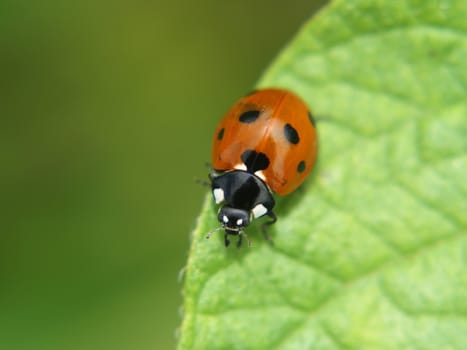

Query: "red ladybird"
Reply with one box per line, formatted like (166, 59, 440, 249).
(207, 88, 318, 247)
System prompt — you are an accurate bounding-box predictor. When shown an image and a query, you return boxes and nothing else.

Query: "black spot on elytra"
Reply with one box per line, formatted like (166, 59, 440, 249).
(239, 110, 260, 123)
(284, 123, 300, 144)
(217, 128, 225, 140)
(308, 111, 316, 127)
(241, 149, 270, 173)
(297, 161, 306, 173)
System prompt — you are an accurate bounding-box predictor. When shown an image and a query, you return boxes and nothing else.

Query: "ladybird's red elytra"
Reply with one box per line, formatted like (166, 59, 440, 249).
(207, 88, 318, 247)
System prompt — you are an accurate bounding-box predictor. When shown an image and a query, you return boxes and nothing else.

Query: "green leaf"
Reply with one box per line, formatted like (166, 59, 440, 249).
(178, 0, 467, 349)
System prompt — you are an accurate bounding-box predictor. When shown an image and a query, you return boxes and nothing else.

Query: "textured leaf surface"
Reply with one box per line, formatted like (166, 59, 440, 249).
(179, 0, 467, 349)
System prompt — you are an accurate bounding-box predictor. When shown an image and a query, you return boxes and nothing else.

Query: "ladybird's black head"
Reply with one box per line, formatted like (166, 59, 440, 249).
(218, 205, 250, 235)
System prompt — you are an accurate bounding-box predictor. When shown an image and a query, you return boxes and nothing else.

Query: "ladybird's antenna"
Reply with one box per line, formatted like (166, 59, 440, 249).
(205, 226, 223, 240)
(260, 211, 276, 246)
(195, 162, 213, 188)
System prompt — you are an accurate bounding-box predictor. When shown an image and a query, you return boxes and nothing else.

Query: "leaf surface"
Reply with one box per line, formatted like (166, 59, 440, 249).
(179, 0, 467, 349)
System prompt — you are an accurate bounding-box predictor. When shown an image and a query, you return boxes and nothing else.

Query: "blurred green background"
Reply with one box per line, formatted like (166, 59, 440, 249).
(0, 1, 326, 349)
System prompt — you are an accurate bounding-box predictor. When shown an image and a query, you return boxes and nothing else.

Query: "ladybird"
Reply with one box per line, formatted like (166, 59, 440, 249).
(207, 88, 318, 247)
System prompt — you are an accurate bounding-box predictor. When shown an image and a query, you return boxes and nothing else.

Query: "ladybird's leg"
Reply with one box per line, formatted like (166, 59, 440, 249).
(196, 164, 215, 187)
(224, 233, 231, 247)
(314, 115, 332, 123)
(195, 178, 211, 187)
(239, 231, 252, 248)
(236, 234, 242, 248)
(194, 168, 217, 188)
(260, 211, 277, 245)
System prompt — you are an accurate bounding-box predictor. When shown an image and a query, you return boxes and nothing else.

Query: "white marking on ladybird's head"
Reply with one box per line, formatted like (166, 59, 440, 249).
(254, 170, 266, 182)
(234, 163, 247, 171)
(252, 204, 268, 218)
(236, 218, 243, 226)
(213, 188, 225, 204)
(222, 215, 229, 224)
